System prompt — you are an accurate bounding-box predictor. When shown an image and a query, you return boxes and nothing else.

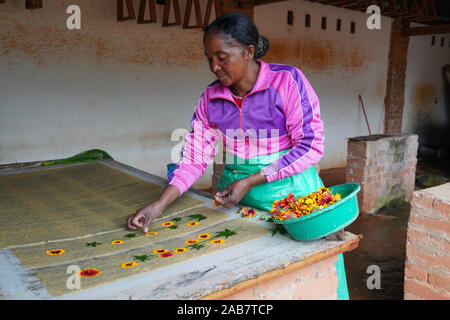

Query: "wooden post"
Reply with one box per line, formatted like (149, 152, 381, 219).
(138, 0, 157, 24)
(203, 0, 222, 30)
(162, 0, 182, 27)
(117, 0, 136, 21)
(183, 0, 203, 29)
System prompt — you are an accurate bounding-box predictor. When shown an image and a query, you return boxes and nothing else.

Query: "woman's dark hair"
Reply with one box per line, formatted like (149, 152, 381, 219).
(203, 12, 270, 59)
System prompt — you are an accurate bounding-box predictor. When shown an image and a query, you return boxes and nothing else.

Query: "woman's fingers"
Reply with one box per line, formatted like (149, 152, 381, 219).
(142, 213, 152, 233)
(127, 214, 137, 230)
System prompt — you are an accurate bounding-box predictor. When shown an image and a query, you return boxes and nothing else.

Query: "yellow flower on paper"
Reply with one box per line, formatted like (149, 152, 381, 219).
(197, 233, 211, 240)
(145, 232, 158, 237)
(185, 239, 198, 245)
(186, 221, 199, 227)
(121, 262, 137, 269)
(153, 248, 168, 254)
(161, 221, 174, 227)
(111, 240, 124, 245)
(46, 249, 65, 256)
(174, 248, 188, 253)
(210, 239, 225, 245)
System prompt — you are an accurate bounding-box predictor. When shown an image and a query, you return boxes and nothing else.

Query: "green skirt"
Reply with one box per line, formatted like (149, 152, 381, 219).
(219, 149, 349, 300)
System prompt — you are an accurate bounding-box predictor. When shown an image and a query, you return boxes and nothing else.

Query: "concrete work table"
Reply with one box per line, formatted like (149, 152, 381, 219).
(0, 160, 360, 300)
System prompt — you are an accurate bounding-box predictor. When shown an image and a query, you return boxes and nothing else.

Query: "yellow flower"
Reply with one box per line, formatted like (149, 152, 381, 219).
(161, 221, 174, 227)
(46, 249, 65, 256)
(174, 248, 188, 253)
(112, 240, 124, 245)
(186, 221, 199, 227)
(145, 232, 158, 237)
(212, 200, 220, 207)
(153, 248, 168, 254)
(197, 233, 211, 240)
(210, 239, 225, 245)
(185, 239, 198, 245)
(121, 262, 137, 269)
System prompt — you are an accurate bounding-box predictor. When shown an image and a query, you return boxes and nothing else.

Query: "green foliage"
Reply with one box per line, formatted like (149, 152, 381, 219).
(187, 214, 207, 222)
(271, 225, 287, 237)
(188, 243, 205, 251)
(213, 228, 237, 239)
(124, 233, 138, 238)
(133, 254, 154, 262)
(86, 242, 102, 247)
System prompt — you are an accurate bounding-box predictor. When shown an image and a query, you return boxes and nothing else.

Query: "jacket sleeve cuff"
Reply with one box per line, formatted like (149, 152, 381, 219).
(262, 163, 279, 183)
(167, 178, 188, 196)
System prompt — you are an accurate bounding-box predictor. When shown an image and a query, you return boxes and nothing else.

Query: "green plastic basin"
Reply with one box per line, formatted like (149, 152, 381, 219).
(273, 183, 361, 241)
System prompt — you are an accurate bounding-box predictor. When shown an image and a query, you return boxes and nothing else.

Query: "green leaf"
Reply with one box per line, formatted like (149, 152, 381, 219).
(271, 226, 287, 237)
(213, 228, 237, 239)
(169, 225, 178, 229)
(133, 254, 154, 262)
(187, 214, 207, 222)
(188, 243, 205, 251)
(124, 233, 138, 238)
(86, 242, 102, 247)
(171, 217, 182, 222)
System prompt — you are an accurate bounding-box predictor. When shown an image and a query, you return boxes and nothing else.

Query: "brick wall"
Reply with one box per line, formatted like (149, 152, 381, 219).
(404, 183, 450, 300)
(345, 134, 418, 215)
(223, 255, 339, 300)
(384, 18, 410, 134)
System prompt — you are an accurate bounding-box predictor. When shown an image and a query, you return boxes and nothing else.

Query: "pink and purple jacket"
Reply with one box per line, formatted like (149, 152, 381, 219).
(168, 60, 324, 195)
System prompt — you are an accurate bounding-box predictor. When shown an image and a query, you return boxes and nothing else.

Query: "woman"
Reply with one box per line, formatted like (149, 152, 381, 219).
(127, 12, 349, 299)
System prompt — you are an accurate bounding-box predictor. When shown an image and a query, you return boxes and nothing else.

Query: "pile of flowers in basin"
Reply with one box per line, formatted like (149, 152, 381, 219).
(270, 187, 342, 221)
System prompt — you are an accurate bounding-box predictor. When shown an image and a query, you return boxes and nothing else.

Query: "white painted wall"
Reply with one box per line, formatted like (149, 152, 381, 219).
(403, 23, 450, 135)
(0, 0, 393, 190)
(254, 1, 392, 169)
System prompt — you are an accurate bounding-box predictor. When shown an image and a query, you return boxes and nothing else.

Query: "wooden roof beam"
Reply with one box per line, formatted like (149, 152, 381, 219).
(402, 23, 450, 36)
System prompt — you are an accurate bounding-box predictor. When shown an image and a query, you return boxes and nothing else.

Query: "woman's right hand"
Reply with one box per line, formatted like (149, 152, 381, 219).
(127, 202, 163, 233)
(126, 185, 180, 233)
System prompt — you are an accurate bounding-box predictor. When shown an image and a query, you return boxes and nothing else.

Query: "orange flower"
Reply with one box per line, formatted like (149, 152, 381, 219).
(158, 252, 174, 258)
(79, 268, 102, 278)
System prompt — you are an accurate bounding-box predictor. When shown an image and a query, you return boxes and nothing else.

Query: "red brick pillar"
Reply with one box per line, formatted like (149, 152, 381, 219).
(404, 183, 450, 299)
(345, 134, 418, 215)
(384, 18, 410, 134)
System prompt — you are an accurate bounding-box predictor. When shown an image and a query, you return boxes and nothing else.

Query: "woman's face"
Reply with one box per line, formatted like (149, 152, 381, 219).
(203, 32, 253, 87)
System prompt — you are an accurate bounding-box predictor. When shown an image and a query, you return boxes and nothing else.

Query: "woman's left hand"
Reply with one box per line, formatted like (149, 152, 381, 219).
(214, 172, 267, 209)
